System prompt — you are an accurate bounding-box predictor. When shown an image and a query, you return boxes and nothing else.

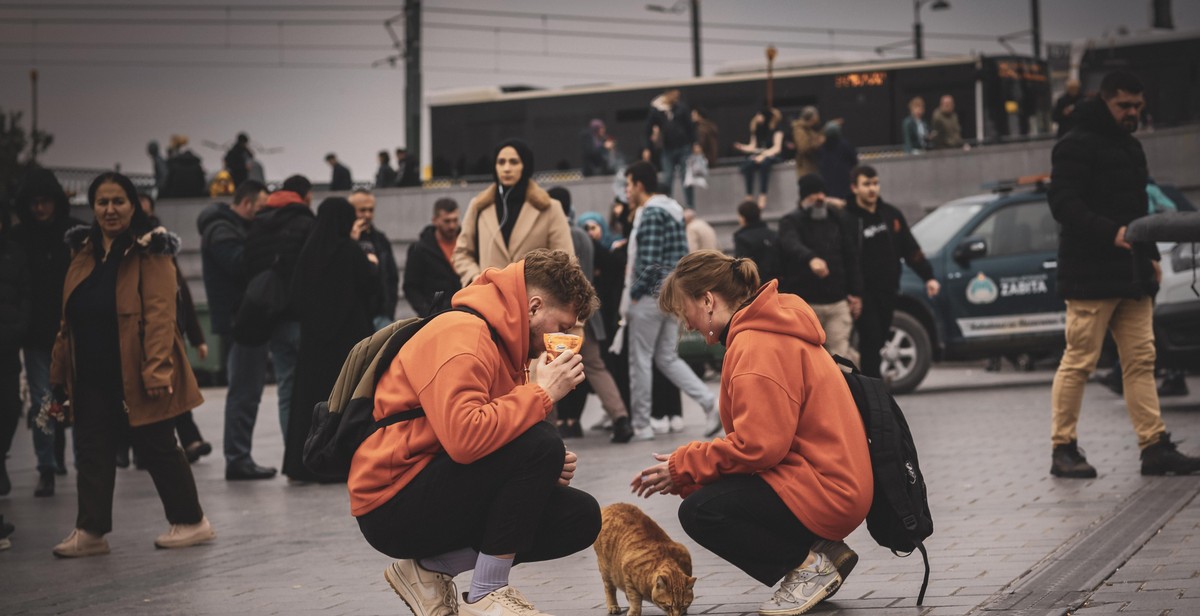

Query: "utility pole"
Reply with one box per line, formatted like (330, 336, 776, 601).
(30, 69, 38, 163)
(404, 0, 421, 175)
(913, 1, 924, 60)
(765, 45, 777, 108)
(690, 0, 701, 77)
(1030, 0, 1041, 59)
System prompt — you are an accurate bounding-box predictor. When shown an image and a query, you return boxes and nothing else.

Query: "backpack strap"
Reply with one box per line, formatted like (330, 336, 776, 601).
(915, 540, 930, 605)
(368, 306, 501, 429)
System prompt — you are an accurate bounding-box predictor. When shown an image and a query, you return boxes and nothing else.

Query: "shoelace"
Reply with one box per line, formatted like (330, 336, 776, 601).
(438, 580, 456, 613)
(771, 561, 824, 603)
(495, 588, 538, 614)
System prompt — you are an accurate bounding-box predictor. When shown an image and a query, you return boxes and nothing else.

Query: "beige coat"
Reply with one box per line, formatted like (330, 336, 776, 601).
(453, 180, 575, 286)
(51, 226, 203, 427)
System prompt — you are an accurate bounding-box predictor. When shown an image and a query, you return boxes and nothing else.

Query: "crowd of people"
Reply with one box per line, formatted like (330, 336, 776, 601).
(0, 68, 1197, 616)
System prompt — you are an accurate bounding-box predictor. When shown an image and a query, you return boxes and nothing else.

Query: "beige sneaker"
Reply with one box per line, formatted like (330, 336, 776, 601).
(811, 539, 857, 598)
(154, 516, 215, 549)
(53, 528, 110, 558)
(384, 559, 458, 616)
(460, 586, 553, 616)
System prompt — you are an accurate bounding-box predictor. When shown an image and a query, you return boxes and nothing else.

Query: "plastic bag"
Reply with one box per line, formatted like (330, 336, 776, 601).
(684, 153, 709, 189)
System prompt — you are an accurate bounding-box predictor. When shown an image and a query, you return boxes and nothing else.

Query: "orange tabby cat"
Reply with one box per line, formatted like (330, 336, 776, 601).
(595, 503, 696, 616)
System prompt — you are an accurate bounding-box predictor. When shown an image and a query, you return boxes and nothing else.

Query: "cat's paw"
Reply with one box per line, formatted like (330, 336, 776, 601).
(607, 607, 625, 615)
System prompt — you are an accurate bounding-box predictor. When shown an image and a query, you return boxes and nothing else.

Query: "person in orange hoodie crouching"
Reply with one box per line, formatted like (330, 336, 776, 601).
(633, 250, 873, 616)
(351, 249, 601, 616)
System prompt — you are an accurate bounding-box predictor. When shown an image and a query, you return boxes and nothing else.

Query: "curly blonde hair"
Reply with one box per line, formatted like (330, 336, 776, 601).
(523, 249, 599, 322)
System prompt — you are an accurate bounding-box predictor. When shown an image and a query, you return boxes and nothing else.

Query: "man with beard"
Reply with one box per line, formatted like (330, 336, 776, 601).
(1047, 70, 1200, 478)
(351, 249, 600, 616)
(12, 168, 84, 497)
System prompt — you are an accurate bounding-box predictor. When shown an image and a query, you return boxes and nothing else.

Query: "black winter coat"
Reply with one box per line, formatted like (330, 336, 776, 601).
(360, 227, 400, 320)
(1048, 97, 1158, 300)
(0, 233, 30, 348)
(244, 202, 315, 317)
(733, 221, 780, 283)
(197, 202, 249, 336)
(12, 168, 82, 349)
(777, 205, 863, 305)
(402, 225, 461, 318)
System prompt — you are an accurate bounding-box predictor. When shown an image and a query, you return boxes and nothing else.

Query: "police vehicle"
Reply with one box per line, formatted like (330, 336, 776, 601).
(887, 179, 1196, 394)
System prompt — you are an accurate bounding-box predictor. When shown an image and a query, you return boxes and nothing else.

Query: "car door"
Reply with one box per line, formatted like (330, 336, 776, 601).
(943, 198, 1064, 341)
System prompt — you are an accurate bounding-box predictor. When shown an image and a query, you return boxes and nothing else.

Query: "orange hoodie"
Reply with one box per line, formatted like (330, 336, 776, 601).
(667, 281, 873, 540)
(348, 261, 554, 516)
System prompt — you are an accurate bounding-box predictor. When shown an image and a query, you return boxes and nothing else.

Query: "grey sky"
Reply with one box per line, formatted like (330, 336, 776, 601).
(0, 0, 1196, 184)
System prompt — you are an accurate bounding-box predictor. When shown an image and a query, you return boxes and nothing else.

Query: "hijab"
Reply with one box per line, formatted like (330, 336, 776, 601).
(491, 138, 535, 244)
(577, 212, 617, 250)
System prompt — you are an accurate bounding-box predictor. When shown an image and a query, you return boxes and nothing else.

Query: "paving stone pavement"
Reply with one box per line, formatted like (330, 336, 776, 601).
(1, 366, 1198, 616)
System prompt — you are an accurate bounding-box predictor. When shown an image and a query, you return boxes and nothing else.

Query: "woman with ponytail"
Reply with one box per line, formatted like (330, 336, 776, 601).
(452, 139, 574, 285)
(630, 249, 873, 616)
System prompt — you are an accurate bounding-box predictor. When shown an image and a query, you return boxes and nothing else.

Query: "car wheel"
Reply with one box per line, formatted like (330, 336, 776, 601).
(881, 311, 932, 394)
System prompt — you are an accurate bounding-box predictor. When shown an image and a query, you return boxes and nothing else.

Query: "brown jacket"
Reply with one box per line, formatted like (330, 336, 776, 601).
(51, 226, 203, 427)
(453, 180, 574, 286)
(792, 121, 824, 177)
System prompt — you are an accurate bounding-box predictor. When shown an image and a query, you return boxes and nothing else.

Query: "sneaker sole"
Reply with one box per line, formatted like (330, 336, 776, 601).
(1050, 467, 1098, 478)
(53, 545, 110, 558)
(155, 531, 215, 549)
(811, 541, 857, 600)
(385, 563, 439, 616)
(757, 574, 842, 616)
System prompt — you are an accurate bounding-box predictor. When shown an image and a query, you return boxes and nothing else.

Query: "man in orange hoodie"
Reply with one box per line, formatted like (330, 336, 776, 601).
(352, 249, 601, 616)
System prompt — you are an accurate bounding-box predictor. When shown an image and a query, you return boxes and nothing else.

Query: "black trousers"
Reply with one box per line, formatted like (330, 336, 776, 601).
(857, 291, 896, 379)
(175, 411, 203, 447)
(0, 347, 20, 461)
(678, 474, 820, 587)
(73, 382, 203, 535)
(357, 422, 600, 562)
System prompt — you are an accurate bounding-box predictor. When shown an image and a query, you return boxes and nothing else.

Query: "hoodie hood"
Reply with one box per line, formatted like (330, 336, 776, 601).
(451, 260, 530, 373)
(14, 167, 72, 228)
(727, 280, 825, 348)
(196, 201, 241, 235)
(1074, 96, 1127, 137)
(264, 190, 305, 209)
(643, 193, 685, 224)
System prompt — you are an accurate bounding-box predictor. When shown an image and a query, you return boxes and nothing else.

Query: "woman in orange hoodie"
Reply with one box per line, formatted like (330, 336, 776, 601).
(632, 250, 873, 616)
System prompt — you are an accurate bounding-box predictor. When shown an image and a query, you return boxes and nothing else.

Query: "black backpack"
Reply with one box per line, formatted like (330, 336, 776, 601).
(833, 355, 933, 606)
(302, 306, 496, 481)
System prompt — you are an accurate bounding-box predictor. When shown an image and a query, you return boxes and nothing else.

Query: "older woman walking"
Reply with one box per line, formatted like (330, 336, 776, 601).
(49, 172, 212, 557)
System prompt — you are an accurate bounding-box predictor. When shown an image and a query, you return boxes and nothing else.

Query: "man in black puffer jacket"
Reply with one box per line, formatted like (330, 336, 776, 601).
(777, 174, 862, 360)
(1047, 70, 1200, 479)
(241, 175, 315, 459)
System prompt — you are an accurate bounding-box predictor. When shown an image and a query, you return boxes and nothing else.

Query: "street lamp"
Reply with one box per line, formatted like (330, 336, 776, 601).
(646, 0, 701, 77)
(913, 0, 950, 60)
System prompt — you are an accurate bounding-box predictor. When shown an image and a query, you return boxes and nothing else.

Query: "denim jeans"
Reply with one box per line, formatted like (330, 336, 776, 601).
(22, 346, 59, 473)
(626, 299, 714, 431)
(269, 320, 301, 438)
(739, 156, 778, 195)
(223, 339, 269, 466)
(660, 146, 695, 209)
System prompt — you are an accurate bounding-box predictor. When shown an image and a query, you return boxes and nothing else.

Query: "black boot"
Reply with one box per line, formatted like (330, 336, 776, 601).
(1051, 440, 1098, 478)
(34, 471, 55, 497)
(1157, 371, 1189, 398)
(1141, 433, 1200, 476)
(611, 416, 634, 444)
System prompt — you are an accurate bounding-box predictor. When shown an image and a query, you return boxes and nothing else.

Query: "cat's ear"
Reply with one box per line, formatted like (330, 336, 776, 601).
(686, 576, 696, 589)
(655, 575, 667, 590)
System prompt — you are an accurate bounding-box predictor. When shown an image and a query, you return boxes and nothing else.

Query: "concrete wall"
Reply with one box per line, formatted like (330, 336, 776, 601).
(122, 124, 1199, 320)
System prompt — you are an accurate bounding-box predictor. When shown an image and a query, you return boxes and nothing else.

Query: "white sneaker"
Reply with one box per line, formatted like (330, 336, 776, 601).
(460, 586, 552, 616)
(669, 416, 685, 432)
(704, 408, 724, 437)
(385, 560, 458, 616)
(650, 417, 670, 434)
(52, 528, 110, 558)
(631, 427, 656, 442)
(154, 516, 215, 549)
(757, 553, 841, 616)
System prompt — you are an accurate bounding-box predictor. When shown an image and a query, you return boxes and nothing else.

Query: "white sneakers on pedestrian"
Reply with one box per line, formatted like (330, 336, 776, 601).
(385, 560, 458, 616)
(669, 415, 686, 432)
(631, 426, 656, 442)
(650, 417, 671, 434)
(52, 528, 111, 558)
(154, 516, 215, 549)
(757, 553, 841, 616)
(704, 406, 723, 437)
(460, 586, 553, 616)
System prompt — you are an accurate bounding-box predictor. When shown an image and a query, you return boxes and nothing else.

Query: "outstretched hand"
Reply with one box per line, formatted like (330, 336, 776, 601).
(631, 453, 676, 498)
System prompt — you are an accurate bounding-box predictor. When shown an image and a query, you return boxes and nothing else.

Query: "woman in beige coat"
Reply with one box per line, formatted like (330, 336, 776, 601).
(454, 139, 574, 286)
(48, 172, 212, 558)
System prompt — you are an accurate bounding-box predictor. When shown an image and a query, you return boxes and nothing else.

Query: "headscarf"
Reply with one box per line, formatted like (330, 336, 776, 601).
(577, 212, 617, 250)
(293, 197, 368, 341)
(491, 138, 535, 244)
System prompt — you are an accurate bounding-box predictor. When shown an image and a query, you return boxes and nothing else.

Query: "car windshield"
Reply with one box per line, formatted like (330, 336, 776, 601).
(911, 199, 988, 254)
